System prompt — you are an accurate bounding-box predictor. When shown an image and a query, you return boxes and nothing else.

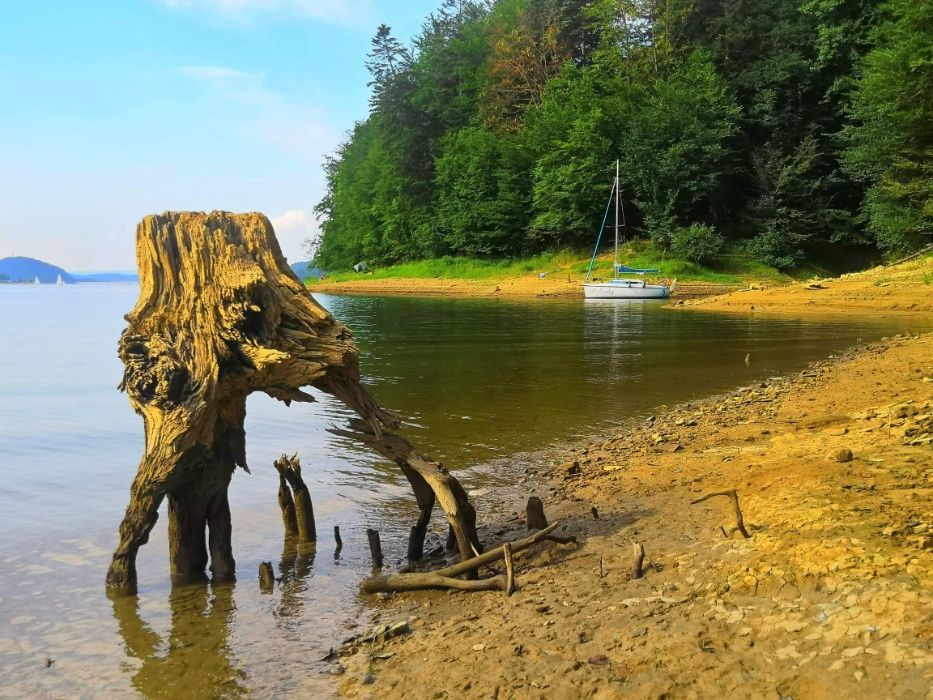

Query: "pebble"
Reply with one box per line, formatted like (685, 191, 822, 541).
(828, 447, 854, 463)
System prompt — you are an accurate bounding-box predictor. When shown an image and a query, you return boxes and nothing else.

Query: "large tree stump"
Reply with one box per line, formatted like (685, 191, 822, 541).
(105, 211, 479, 594)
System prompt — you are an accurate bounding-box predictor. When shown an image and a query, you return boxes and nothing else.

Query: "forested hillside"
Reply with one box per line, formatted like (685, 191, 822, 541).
(313, 0, 931, 271)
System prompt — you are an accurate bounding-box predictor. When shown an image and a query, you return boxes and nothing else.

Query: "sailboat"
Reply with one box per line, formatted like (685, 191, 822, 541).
(582, 161, 673, 300)
(33, 276, 40, 285)
(56, 274, 64, 286)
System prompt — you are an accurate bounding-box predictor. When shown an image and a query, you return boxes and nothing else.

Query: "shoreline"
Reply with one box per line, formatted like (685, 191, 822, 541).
(334, 330, 932, 698)
(674, 255, 933, 316)
(309, 276, 741, 300)
(307, 254, 931, 311)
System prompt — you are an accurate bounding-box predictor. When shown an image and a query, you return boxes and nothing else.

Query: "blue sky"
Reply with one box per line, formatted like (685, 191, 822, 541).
(0, 0, 438, 270)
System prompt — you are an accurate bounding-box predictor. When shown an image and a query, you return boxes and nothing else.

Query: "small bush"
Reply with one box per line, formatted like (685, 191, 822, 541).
(749, 228, 806, 270)
(670, 224, 724, 263)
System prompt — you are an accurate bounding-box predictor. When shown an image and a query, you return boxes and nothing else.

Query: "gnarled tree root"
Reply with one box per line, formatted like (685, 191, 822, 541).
(690, 489, 751, 538)
(361, 522, 571, 594)
(330, 418, 480, 564)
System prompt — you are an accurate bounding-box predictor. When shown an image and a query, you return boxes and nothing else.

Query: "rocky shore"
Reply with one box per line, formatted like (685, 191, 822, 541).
(332, 330, 932, 699)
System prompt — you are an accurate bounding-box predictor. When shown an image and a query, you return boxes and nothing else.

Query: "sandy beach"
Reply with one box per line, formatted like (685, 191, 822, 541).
(327, 258, 933, 699)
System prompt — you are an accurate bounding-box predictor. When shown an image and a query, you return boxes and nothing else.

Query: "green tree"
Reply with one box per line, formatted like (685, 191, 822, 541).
(617, 51, 739, 246)
(843, 0, 933, 254)
(433, 127, 532, 255)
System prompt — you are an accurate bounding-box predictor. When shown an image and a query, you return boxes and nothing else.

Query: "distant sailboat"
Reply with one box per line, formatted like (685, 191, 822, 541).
(56, 274, 64, 286)
(33, 276, 40, 285)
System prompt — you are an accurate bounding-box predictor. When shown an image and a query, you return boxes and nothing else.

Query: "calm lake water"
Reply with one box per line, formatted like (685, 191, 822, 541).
(0, 283, 926, 697)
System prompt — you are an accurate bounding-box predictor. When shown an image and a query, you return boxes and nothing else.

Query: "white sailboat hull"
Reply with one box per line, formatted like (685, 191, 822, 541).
(583, 281, 670, 299)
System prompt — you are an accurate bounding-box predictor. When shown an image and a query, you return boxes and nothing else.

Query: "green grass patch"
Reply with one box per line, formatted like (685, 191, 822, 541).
(309, 250, 582, 283)
(309, 240, 792, 286)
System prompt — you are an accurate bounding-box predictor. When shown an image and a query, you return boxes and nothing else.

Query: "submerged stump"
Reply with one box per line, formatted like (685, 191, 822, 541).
(105, 211, 479, 594)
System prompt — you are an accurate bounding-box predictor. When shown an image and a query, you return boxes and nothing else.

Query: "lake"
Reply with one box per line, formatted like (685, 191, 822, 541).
(0, 283, 925, 697)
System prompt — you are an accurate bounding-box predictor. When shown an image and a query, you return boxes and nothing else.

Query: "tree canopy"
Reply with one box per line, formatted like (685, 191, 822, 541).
(313, 0, 930, 271)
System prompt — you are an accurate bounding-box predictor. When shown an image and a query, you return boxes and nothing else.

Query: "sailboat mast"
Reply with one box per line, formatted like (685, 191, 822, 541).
(614, 159, 620, 268)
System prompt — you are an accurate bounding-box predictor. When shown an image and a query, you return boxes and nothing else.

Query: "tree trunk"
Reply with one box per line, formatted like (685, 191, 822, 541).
(106, 211, 478, 594)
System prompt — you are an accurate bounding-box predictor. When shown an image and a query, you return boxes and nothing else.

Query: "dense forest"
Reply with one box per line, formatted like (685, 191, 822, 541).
(312, 0, 931, 271)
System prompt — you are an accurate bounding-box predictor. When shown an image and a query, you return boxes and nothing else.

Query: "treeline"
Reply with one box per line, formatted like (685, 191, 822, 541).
(313, 0, 931, 270)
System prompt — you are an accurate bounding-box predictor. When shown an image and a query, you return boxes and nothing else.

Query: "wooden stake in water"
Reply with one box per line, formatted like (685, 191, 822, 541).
(367, 528, 384, 568)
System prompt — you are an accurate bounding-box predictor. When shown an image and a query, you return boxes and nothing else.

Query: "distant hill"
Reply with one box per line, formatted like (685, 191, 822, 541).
(0, 256, 75, 284)
(290, 261, 324, 281)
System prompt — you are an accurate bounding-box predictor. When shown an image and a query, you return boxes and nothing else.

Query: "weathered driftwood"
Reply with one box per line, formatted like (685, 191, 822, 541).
(274, 453, 316, 541)
(407, 526, 423, 562)
(367, 528, 384, 568)
(502, 542, 515, 596)
(526, 496, 548, 530)
(275, 464, 299, 537)
(105, 211, 479, 594)
(361, 522, 569, 594)
(631, 542, 646, 579)
(258, 561, 275, 592)
(690, 489, 751, 538)
(334, 526, 343, 556)
(329, 418, 481, 563)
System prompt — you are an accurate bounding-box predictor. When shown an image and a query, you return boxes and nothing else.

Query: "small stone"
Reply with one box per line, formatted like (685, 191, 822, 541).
(828, 448, 853, 463)
(472, 643, 486, 652)
(632, 627, 648, 638)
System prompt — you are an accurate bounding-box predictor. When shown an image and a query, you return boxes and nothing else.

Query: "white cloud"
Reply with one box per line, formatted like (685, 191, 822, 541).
(272, 209, 312, 233)
(179, 64, 341, 160)
(180, 65, 264, 83)
(160, 0, 373, 27)
(272, 209, 319, 261)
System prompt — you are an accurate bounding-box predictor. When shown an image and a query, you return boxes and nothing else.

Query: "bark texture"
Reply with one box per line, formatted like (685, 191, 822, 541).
(106, 211, 478, 594)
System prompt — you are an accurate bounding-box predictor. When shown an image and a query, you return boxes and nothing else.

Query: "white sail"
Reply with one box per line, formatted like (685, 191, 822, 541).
(56, 274, 64, 286)
(33, 276, 40, 285)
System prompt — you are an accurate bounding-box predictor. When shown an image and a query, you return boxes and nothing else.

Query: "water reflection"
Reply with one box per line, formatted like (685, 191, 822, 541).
(583, 299, 648, 386)
(112, 584, 246, 699)
(274, 540, 317, 628)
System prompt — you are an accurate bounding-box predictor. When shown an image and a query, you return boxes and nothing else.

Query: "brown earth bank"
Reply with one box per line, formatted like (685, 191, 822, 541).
(310, 275, 737, 299)
(674, 254, 933, 316)
(332, 331, 932, 699)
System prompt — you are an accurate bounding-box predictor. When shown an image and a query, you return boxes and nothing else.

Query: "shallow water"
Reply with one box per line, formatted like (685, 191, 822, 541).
(0, 284, 926, 697)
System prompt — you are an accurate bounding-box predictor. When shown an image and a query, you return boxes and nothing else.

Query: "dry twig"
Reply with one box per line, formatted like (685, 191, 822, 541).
(690, 489, 751, 538)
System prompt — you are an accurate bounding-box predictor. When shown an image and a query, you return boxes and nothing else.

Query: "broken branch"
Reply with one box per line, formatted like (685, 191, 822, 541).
(690, 489, 751, 538)
(361, 522, 570, 593)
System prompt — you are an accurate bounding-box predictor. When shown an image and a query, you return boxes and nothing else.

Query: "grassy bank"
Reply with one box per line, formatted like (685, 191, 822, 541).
(307, 241, 794, 288)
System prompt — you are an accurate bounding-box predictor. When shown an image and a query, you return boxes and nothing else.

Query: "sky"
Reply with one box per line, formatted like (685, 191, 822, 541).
(0, 0, 439, 271)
